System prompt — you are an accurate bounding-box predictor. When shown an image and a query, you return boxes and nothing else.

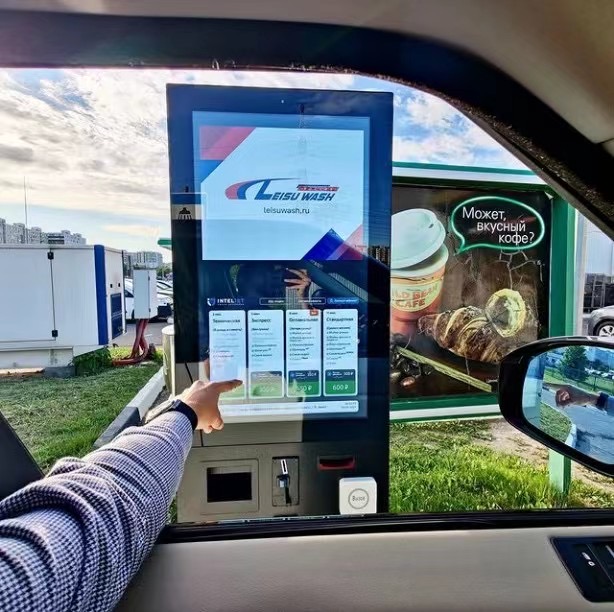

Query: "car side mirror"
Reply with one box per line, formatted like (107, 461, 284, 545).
(499, 337, 614, 477)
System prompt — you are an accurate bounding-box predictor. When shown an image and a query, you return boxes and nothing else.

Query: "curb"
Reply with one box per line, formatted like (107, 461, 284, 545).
(565, 423, 578, 448)
(94, 367, 165, 448)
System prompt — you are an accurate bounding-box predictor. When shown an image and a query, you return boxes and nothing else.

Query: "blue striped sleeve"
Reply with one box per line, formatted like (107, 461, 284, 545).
(0, 411, 193, 612)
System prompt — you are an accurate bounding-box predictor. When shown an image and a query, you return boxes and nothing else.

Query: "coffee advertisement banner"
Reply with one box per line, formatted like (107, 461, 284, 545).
(390, 185, 551, 400)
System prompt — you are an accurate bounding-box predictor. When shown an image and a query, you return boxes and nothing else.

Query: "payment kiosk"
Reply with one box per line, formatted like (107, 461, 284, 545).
(167, 85, 392, 521)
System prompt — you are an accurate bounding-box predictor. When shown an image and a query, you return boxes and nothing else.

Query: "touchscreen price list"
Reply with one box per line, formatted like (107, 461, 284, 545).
(209, 310, 247, 399)
(323, 309, 358, 396)
(248, 310, 284, 399)
(286, 309, 322, 398)
(210, 306, 358, 403)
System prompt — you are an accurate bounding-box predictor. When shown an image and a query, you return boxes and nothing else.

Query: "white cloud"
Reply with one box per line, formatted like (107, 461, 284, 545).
(393, 133, 473, 165)
(0, 68, 356, 222)
(404, 91, 458, 129)
(394, 90, 525, 168)
(0, 69, 524, 252)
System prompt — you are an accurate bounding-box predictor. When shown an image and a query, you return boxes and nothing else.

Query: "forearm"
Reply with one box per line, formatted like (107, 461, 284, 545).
(0, 411, 193, 612)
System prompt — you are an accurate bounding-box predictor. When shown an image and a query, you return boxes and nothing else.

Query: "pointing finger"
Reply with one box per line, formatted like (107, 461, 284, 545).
(209, 379, 242, 393)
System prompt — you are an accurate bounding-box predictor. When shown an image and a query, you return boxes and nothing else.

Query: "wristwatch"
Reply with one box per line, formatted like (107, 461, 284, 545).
(167, 399, 198, 431)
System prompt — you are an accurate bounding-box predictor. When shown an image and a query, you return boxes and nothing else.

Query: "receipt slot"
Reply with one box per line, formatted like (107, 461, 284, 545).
(167, 85, 393, 522)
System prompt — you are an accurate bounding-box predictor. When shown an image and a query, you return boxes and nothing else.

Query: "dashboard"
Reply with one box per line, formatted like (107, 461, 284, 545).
(119, 525, 614, 611)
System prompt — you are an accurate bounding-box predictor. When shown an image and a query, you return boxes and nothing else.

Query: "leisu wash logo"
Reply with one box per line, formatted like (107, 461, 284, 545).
(225, 178, 339, 202)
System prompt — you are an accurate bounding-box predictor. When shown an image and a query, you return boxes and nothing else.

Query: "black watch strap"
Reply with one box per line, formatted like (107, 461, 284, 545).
(169, 399, 198, 431)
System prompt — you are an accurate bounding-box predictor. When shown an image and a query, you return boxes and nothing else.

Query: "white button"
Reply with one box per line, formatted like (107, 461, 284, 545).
(348, 488, 369, 510)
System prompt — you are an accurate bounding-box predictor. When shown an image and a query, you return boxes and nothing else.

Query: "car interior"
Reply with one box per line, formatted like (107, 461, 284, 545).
(1, 1, 614, 610)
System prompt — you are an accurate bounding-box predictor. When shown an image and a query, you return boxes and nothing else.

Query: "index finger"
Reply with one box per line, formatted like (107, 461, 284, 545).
(209, 379, 243, 393)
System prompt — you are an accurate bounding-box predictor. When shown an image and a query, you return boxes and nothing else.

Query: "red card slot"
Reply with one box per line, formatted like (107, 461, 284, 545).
(318, 457, 356, 471)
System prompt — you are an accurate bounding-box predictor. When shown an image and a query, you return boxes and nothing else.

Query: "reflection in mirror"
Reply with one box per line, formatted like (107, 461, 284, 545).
(523, 345, 614, 465)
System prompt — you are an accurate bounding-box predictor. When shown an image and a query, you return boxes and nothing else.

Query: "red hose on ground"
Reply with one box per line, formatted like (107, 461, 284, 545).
(113, 319, 156, 366)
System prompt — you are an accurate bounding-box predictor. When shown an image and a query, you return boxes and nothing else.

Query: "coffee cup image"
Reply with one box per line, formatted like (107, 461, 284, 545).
(390, 209, 449, 339)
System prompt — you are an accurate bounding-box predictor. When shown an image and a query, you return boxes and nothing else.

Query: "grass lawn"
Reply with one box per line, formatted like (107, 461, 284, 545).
(539, 402, 572, 443)
(2, 362, 613, 514)
(390, 420, 614, 513)
(0, 363, 159, 471)
(545, 366, 614, 395)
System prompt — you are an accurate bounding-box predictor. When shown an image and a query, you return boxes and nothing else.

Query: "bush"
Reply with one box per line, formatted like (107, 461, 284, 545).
(72, 347, 113, 376)
(109, 347, 163, 364)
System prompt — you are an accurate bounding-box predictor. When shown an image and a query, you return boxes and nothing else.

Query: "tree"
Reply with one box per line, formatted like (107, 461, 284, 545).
(157, 263, 172, 279)
(559, 346, 589, 383)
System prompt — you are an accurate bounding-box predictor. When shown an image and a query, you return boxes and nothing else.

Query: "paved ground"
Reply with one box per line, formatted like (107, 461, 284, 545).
(115, 321, 170, 348)
(566, 405, 614, 463)
(542, 388, 614, 463)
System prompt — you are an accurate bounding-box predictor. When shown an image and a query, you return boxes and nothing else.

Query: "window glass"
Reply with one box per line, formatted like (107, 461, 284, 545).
(582, 218, 614, 331)
(0, 68, 611, 522)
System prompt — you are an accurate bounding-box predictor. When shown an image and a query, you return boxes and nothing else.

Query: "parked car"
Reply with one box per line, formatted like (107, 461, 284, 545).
(156, 280, 173, 295)
(588, 305, 614, 336)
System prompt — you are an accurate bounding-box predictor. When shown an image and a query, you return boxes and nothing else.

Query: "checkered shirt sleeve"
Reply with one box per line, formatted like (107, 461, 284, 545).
(0, 411, 193, 612)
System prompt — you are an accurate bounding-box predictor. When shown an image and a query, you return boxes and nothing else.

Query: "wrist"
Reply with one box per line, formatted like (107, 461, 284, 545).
(169, 399, 198, 431)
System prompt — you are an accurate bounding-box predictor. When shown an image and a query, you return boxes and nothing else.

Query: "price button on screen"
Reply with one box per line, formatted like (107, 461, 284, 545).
(325, 369, 357, 396)
(288, 370, 320, 397)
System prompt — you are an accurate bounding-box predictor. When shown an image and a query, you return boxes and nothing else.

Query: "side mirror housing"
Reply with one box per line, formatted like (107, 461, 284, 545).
(499, 337, 614, 477)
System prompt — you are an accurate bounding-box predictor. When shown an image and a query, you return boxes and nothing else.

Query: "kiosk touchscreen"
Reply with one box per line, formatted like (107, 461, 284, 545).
(167, 86, 392, 521)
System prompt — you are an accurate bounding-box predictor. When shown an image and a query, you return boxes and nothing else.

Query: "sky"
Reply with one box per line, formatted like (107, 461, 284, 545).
(0, 68, 525, 261)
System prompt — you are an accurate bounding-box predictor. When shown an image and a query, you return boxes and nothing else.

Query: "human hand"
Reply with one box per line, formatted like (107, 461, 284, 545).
(285, 268, 311, 301)
(180, 379, 241, 433)
(554, 385, 597, 408)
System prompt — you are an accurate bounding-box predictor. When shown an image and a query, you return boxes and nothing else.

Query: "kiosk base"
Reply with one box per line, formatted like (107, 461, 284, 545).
(177, 440, 388, 522)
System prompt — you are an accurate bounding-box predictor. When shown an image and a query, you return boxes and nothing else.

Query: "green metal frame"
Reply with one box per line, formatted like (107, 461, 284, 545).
(547, 195, 577, 493)
(389, 164, 575, 425)
(391, 394, 496, 413)
(548, 195, 577, 336)
(392, 161, 536, 176)
(391, 161, 552, 193)
(391, 176, 550, 193)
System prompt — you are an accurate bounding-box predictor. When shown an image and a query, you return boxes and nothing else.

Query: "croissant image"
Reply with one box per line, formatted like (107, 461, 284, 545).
(417, 289, 527, 363)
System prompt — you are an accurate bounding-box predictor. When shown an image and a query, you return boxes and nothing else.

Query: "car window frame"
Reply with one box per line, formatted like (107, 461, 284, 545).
(1, 8, 614, 539)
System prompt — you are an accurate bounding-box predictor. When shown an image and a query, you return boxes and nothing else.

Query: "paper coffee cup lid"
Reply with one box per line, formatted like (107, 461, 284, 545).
(392, 244, 449, 279)
(391, 209, 446, 269)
